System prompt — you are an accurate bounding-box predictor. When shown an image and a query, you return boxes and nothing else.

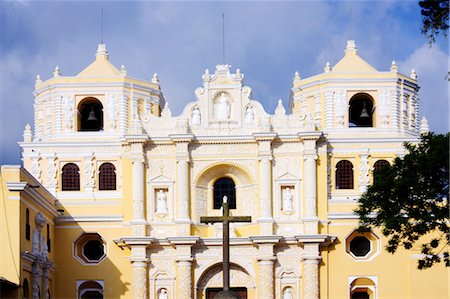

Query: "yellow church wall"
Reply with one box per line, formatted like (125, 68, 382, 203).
(324, 222, 448, 299)
(54, 225, 132, 298)
(0, 168, 21, 286)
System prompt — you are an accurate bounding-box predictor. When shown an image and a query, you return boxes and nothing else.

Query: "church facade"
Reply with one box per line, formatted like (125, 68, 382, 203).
(11, 40, 447, 299)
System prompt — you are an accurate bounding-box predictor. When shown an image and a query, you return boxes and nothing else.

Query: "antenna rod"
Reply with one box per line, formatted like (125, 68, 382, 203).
(222, 13, 225, 64)
(101, 8, 104, 44)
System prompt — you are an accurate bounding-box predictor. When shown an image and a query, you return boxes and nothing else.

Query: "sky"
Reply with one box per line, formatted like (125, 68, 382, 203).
(0, 0, 448, 164)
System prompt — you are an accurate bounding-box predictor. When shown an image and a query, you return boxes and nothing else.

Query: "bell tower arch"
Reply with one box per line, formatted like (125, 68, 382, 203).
(77, 97, 103, 131)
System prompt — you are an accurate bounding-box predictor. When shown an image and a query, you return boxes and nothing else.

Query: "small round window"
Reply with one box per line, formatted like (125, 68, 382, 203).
(350, 236, 371, 257)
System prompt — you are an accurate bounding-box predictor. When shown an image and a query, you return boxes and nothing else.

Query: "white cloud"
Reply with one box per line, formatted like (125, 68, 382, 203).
(398, 44, 449, 133)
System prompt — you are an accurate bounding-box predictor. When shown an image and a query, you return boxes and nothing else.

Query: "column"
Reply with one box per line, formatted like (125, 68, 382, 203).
(303, 258, 320, 299)
(258, 260, 275, 299)
(168, 237, 198, 299)
(42, 264, 50, 299)
(132, 261, 148, 299)
(254, 133, 276, 235)
(171, 135, 194, 236)
(130, 139, 147, 237)
(177, 159, 189, 220)
(301, 135, 320, 235)
(259, 157, 272, 219)
(176, 260, 193, 299)
(32, 260, 41, 299)
(250, 236, 280, 299)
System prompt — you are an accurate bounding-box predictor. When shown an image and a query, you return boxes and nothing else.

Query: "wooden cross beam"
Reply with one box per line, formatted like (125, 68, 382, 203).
(200, 196, 251, 294)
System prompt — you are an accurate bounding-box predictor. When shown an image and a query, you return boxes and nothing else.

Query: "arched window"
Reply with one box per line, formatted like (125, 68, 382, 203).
(26, 208, 30, 240)
(213, 177, 236, 209)
(99, 163, 116, 191)
(46, 224, 51, 253)
(336, 160, 354, 189)
(78, 97, 103, 131)
(350, 277, 376, 299)
(373, 159, 390, 184)
(78, 281, 103, 299)
(349, 94, 374, 127)
(23, 279, 30, 299)
(62, 163, 80, 191)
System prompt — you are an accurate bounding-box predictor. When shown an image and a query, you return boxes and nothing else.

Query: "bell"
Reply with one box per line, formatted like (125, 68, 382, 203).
(359, 102, 369, 119)
(87, 107, 98, 122)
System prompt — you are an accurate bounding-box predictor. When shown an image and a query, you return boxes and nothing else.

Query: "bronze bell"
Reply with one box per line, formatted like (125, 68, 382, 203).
(359, 102, 369, 119)
(87, 106, 98, 122)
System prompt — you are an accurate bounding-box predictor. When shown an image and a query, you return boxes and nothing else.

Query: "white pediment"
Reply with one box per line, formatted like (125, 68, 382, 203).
(149, 174, 174, 184)
(276, 172, 299, 182)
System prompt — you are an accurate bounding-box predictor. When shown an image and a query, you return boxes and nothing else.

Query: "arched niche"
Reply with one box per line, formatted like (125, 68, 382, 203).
(77, 97, 104, 131)
(193, 163, 255, 222)
(349, 93, 374, 127)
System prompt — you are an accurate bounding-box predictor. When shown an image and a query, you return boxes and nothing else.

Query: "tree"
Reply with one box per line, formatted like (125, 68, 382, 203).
(419, 0, 449, 43)
(355, 133, 449, 269)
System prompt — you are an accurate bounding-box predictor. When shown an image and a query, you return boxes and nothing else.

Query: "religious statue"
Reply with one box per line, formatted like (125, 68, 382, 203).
(159, 288, 168, 299)
(217, 92, 230, 120)
(245, 105, 255, 123)
(283, 187, 293, 213)
(156, 190, 168, 213)
(191, 107, 201, 125)
(283, 288, 294, 299)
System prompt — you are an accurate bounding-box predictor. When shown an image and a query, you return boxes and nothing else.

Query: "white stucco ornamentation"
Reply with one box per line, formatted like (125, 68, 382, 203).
(62, 95, 74, 132)
(275, 99, 286, 116)
(335, 90, 346, 127)
(108, 94, 118, 130)
(380, 89, 390, 127)
(31, 154, 41, 181)
(245, 105, 255, 124)
(46, 154, 57, 191)
(358, 153, 370, 193)
(83, 154, 95, 191)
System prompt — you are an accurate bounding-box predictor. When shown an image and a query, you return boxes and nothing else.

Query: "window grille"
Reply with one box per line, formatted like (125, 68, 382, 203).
(99, 163, 116, 191)
(62, 163, 80, 191)
(336, 160, 354, 189)
(373, 159, 390, 184)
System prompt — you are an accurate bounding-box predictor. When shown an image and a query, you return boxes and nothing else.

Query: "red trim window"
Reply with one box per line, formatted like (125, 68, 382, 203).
(62, 163, 80, 191)
(99, 163, 116, 191)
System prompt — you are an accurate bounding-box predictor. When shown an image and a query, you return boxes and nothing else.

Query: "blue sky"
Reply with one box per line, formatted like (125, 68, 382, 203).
(0, 0, 448, 164)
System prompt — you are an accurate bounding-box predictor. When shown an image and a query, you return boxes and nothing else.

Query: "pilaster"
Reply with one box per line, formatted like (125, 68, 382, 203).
(127, 137, 148, 236)
(253, 133, 276, 235)
(171, 134, 194, 236)
(300, 133, 321, 235)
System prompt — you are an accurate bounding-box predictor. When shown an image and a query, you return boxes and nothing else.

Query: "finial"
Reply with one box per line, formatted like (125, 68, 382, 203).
(420, 116, 429, 135)
(53, 66, 61, 77)
(23, 123, 32, 142)
(345, 40, 357, 55)
(235, 68, 243, 80)
(293, 71, 301, 84)
(410, 69, 417, 79)
(324, 62, 332, 73)
(202, 69, 211, 82)
(151, 73, 159, 84)
(96, 43, 109, 60)
(120, 65, 127, 76)
(390, 60, 398, 73)
(275, 99, 286, 116)
(35, 74, 42, 86)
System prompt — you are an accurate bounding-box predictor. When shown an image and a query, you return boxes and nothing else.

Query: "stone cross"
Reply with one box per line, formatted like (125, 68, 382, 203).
(200, 196, 251, 297)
